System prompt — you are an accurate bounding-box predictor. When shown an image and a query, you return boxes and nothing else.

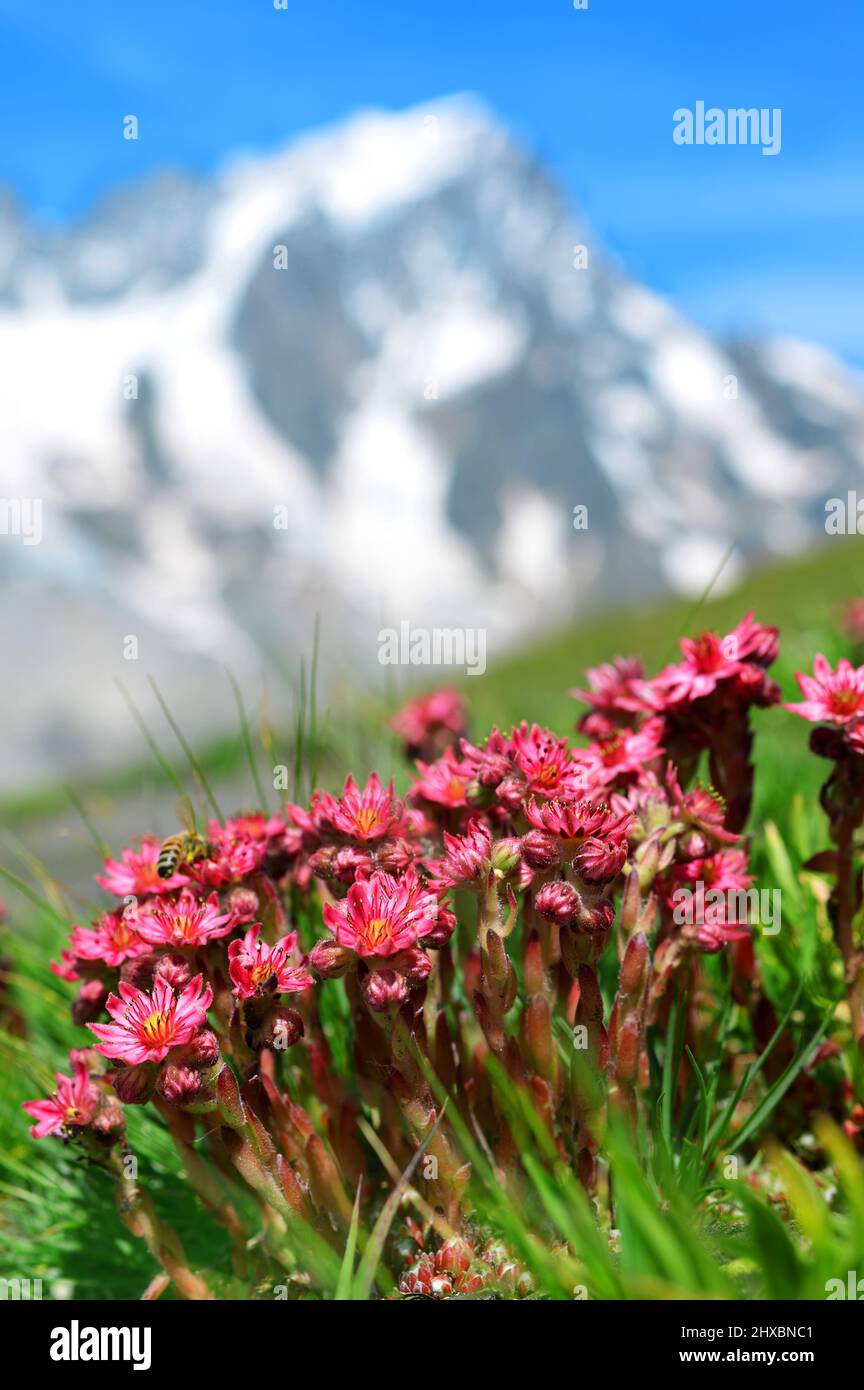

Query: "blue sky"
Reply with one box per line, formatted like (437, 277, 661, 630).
(1, 0, 862, 361)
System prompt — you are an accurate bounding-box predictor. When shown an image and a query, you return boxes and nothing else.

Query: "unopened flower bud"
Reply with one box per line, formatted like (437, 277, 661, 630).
(572, 835, 628, 885)
(810, 726, 848, 761)
(361, 967, 410, 1012)
(157, 1064, 203, 1106)
(227, 887, 259, 923)
(331, 847, 374, 884)
(535, 880, 582, 927)
(491, 837, 522, 876)
(68, 1047, 103, 1071)
(71, 979, 108, 1026)
(399, 947, 433, 983)
(119, 953, 158, 989)
(308, 845, 337, 876)
(465, 779, 496, 809)
(377, 838, 416, 873)
(310, 939, 354, 978)
(112, 1063, 156, 1106)
(578, 899, 615, 935)
(521, 830, 562, 871)
(92, 1100, 125, 1137)
(154, 952, 192, 990)
(177, 1029, 221, 1071)
(615, 1013, 642, 1083)
(437, 1236, 473, 1273)
(425, 903, 456, 947)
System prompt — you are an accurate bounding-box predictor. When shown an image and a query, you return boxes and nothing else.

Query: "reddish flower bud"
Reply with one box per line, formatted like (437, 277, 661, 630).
(521, 830, 562, 870)
(119, 953, 158, 989)
(398, 947, 433, 984)
(157, 1063, 203, 1105)
(92, 1100, 125, 1137)
(226, 887, 260, 923)
(269, 1007, 305, 1051)
(810, 726, 848, 760)
(437, 1236, 474, 1273)
(578, 899, 615, 935)
(310, 939, 354, 978)
(361, 966, 410, 1012)
(176, 1029, 221, 1071)
(308, 845, 337, 876)
(572, 834, 628, 884)
(154, 952, 193, 990)
(68, 1047, 103, 1071)
(71, 979, 108, 1025)
(535, 880, 582, 928)
(376, 838, 416, 873)
(330, 847, 375, 884)
(111, 1063, 156, 1106)
(425, 903, 456, 947)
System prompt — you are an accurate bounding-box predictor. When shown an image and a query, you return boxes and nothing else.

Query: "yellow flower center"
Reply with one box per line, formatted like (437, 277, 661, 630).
(363, 917, 392, 949)
(141, 1010, 171, 1042)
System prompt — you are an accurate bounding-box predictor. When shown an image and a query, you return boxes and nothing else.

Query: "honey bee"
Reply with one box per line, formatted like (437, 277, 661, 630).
(157, 798, 209, 879)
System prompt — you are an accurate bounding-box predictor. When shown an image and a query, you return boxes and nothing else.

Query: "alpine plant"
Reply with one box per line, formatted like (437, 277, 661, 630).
(17, 611, 864, 1297)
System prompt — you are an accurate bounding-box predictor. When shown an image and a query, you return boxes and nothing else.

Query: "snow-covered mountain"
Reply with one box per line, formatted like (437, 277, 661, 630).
(2, 97, 863, 792)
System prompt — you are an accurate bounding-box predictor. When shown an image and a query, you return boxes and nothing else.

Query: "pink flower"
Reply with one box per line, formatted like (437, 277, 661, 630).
(459, 728, 513, 791)
(96, 840, 187, 897)
(228, 924, 314, 999)
(427, 820, 493, 889)
(89, 975, 213, 1064)
(785, 654, 864, 725)
(663, 851, 754, 952)
(647, 613, 779, 709)
(670, 849, 753, 894)
(391, 689, 467, 758)
(318, 773, 403, 842)
(50, 949, 81, 982)
(215, 812, 285, 844)
(524, 797, 632, 844)
(22, 1059, 101, 1139)
(510, 723, 586, 800)
(694, 916, 751, 953)
(570, 657, 653, 715)
(190, 828, 268, 887)
(411, 748, 473, 809)
(67, 910, 150, 969)
(665, 768, 739, 845)
(730, 611, 779, 667)
(651, 633, 744, 705)
(571, 718, 665, 788)
(321, 870, 440, 958)
(135, 889, 234, 948)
